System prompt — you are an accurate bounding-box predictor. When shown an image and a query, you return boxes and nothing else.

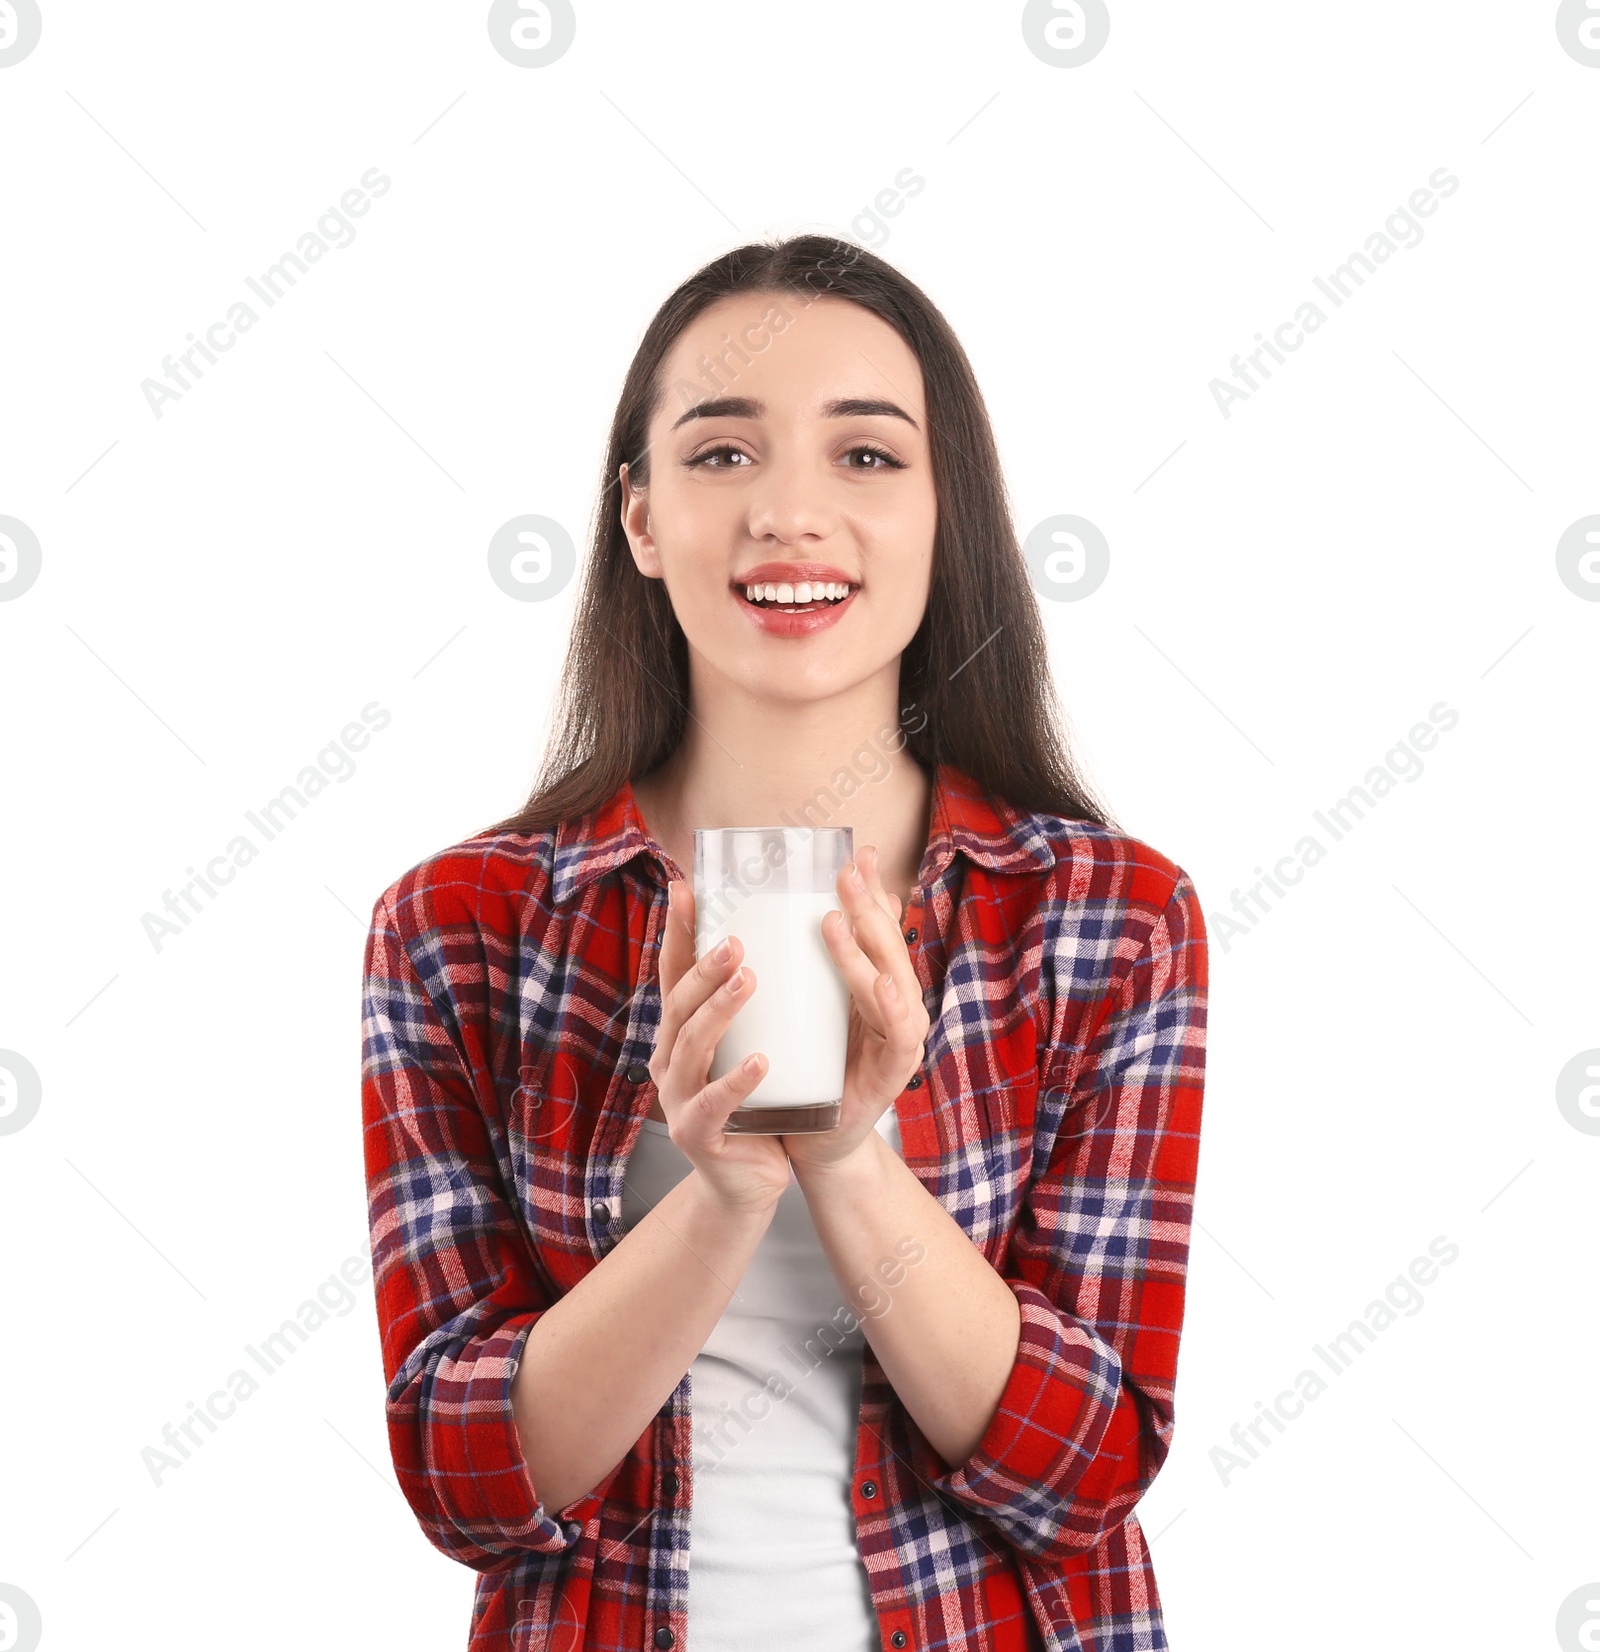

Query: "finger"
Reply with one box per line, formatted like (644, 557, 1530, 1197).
(854, 957, 925, 1063)
(673, 960, 758, 1093)
(834, 864, 917, 1000)
(872, 967, 918, 1044)
(685, 1048, 768, 1137)
(823, 906, 922, 1048)
(856, 845, 899, 921)
(863, 850, 909, 953)
(865, 852, 904, 931)
(654, 887, 742, 1084)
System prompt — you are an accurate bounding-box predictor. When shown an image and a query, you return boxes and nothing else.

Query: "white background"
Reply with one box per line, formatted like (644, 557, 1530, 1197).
(1, 3, 1596, 1648)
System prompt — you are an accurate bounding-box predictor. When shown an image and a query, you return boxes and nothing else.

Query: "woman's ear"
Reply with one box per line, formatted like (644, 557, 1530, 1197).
(619, 460, 664, 579)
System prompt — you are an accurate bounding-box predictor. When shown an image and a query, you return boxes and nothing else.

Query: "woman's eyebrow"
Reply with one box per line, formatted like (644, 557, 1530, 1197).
(669, 395, 920, 432)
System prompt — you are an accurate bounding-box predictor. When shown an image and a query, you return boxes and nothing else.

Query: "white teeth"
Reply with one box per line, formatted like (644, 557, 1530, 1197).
(742, 580, 854, 605)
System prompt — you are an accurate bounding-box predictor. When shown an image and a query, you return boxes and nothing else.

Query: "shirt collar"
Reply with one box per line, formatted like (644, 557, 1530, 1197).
(550, 761, 1056, 908)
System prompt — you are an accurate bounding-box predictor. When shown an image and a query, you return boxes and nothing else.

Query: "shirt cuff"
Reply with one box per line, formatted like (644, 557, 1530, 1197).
(406, 1314, 591, 1562)
(901, 1281, 1122, 1554)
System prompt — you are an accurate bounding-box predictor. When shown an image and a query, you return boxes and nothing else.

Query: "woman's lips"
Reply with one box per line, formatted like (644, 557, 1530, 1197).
(730, 583, 858, 638)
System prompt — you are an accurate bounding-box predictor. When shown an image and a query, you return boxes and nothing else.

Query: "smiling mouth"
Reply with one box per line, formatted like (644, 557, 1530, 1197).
(735, 580, 858, 613)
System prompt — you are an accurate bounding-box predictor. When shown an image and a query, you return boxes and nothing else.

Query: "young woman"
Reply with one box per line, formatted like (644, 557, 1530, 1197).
(361, 236, 1209, 1652)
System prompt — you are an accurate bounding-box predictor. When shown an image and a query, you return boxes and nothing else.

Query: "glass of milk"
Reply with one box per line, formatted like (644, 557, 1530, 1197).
(693, 826, 853, 1134)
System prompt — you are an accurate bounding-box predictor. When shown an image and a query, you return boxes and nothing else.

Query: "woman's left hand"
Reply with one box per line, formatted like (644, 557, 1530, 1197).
(781, 844, 931, 1175)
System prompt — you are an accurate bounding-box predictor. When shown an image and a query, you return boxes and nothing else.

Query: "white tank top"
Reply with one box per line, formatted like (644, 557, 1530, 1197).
(620, 1105, 905, 1650)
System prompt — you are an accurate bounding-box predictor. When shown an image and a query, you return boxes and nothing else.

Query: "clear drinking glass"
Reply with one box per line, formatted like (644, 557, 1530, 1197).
(693, 826, 853, 1135)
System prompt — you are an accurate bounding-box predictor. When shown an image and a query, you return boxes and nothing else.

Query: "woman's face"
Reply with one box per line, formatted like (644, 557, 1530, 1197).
(621, 292, 937, 706)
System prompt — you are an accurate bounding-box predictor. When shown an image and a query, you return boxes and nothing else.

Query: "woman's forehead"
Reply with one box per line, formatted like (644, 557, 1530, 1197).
(658, 295, 926, 422)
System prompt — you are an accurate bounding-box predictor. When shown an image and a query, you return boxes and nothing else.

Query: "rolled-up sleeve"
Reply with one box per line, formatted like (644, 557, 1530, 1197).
(361, 890, 591, 1570)
(903, 866, 1208, 1563)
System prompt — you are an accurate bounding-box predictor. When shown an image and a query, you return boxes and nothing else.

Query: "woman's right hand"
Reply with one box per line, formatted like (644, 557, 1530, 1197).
(650, 878, 792, 1215)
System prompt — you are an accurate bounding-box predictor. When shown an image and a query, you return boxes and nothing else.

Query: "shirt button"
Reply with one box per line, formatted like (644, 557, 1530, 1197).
(590, 1202, 610, 1225)
(626, 1060, 651, 1085)
(891, 1634, 907, 1648)
(904, 927, 918, 944)
(653, 1629, 675, 1649)
(906, 1074, 922, 1089)
(663, 1470, 680, 1498)
(860, 1478, 878, 1499)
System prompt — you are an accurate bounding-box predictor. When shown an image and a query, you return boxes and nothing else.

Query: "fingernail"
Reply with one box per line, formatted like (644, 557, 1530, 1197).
(712, 938, 731, 962)
(849, 863, 866, 891)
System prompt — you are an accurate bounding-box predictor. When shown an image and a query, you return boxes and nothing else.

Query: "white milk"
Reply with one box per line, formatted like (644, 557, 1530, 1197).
(698, 890, 849, 1108)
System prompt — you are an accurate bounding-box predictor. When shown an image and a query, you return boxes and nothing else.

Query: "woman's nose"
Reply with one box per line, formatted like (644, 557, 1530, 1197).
(743, 451, 832, 543)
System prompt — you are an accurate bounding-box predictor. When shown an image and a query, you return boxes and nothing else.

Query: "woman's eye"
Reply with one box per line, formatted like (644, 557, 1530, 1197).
(686, 444, 751, 468)
(846, 445, 906, 471)
(685, 443, 906, 471)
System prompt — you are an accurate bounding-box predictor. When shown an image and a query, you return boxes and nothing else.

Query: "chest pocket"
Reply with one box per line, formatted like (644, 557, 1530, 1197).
(960, 1068, 1033, 1265)
(504, 1040, 612, 1265)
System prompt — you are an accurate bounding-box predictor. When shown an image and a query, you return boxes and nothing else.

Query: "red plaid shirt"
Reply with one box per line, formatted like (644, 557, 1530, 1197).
(360, 761, 1208, 1652)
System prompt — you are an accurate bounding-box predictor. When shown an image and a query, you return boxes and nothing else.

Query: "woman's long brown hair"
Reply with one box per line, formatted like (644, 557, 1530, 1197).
(484, 234, 1117, 838)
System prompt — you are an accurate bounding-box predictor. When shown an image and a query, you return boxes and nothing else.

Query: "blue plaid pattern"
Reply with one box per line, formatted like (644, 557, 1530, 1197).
(361, 762, 1208, 1650)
